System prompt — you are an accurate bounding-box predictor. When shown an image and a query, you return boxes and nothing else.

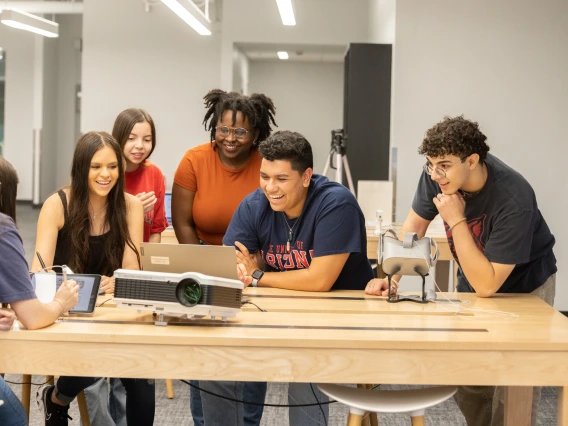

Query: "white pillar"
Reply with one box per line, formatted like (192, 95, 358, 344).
(368, 0, 396, 44)
(32, 34, 44, 205)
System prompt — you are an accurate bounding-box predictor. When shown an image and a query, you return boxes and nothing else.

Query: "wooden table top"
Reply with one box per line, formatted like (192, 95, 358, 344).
(2, 289, 567, 387)
(2, 289, 566, 351)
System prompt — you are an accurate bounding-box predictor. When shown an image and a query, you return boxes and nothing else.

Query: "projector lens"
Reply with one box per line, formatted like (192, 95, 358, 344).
(176, 279, 201, 307)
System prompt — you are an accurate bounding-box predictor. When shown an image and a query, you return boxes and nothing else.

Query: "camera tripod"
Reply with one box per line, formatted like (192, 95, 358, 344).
(322, 129, 355, 194)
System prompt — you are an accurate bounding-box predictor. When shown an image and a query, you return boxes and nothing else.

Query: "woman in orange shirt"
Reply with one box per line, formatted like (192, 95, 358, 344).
(172, 89, 276, 245)
(172, 89, 276, 426)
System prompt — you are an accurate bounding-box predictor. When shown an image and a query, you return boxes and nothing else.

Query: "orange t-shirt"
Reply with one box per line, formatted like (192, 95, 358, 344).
(173, 142, 262, 245)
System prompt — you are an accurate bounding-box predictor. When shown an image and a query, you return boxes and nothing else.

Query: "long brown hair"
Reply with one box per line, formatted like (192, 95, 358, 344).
(112, 108, 156, 159)
(0, 156, 18, 223)
(67, 132, 140, 275)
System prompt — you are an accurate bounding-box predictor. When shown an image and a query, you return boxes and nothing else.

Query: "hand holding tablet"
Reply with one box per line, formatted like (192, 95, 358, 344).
(32, 273, 101, 314)
(54, 279, 80, 314)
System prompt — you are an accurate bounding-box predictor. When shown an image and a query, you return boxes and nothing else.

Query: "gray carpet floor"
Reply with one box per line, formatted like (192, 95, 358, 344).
(4, 203, 560, 425)
(3, 376, 560, 425)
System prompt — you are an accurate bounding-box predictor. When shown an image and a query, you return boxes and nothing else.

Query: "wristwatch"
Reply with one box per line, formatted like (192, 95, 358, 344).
(251, 269, 264, 287)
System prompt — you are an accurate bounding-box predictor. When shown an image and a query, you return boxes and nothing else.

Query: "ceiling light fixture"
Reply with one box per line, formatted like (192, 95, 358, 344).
(276, 0, 296, 26)
(161, 0, 212, 36)
(277, 51, 289, 60)
(0, 9, 59, 38)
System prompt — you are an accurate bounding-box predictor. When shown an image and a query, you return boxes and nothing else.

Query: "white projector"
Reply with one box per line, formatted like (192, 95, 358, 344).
(113, 269, 244, 324)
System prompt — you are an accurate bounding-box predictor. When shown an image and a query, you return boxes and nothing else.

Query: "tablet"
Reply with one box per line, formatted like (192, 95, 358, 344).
(32, 273, 101, 314)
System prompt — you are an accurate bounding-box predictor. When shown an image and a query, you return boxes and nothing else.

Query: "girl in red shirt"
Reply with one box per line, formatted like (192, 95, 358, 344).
(113, 108, 168, 243)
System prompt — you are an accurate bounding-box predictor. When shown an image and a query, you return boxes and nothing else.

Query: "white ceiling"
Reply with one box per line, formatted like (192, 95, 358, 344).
(235, 42, 347, 63)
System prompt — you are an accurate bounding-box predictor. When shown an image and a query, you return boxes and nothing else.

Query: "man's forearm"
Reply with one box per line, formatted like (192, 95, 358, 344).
(259, 269, 333, 292)
(451, 223, 500, 296)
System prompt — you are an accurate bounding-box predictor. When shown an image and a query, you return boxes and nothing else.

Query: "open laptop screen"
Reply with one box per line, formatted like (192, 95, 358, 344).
(140, 243, 238, 280)
(164, 192, 172, 225)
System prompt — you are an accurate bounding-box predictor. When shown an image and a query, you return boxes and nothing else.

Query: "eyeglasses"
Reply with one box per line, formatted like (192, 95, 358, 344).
(423, 157, 467, 178)
(215, 126, 251, 140)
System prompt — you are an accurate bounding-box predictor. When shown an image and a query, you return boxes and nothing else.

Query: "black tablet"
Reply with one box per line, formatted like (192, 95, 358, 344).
(32, 273, 101, 314)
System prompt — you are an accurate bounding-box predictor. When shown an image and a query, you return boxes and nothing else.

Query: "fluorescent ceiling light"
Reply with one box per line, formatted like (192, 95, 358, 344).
(161, 0, 212, 36)
(0, 9, 59, 38)
(276, 0, 296, 26)
(277, 51, 289, 60)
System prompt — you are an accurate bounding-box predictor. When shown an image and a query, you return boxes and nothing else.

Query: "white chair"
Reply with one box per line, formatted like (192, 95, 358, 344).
(318, 383, 457, 426)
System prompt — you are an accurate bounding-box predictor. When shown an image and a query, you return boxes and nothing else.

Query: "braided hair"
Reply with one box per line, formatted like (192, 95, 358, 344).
(203, 89, 277, 149)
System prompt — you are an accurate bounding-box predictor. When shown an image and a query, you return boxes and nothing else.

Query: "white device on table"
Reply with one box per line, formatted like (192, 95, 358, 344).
(379, 229, 439, 304)
(113, 269, 243, 325)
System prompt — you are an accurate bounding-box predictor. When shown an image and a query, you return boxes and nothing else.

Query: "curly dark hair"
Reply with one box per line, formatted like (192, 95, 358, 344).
(259, 131, 313, 173)
(418, 116, 490, 162)
(203, 89, 277, 149)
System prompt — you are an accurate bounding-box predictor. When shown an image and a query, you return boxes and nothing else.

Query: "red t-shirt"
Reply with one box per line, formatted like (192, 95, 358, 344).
(125, 160, 168, 242)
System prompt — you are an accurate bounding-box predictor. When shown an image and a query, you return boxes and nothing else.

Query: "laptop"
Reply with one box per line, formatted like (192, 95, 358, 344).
(164, 192, 173, 228)
(140, 243, 239, 280)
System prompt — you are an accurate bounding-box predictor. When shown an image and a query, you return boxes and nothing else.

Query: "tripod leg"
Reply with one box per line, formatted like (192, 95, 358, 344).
(336, 152, 343, 185)
(322, 152, 332, 176)
(342, 155, 356, 195)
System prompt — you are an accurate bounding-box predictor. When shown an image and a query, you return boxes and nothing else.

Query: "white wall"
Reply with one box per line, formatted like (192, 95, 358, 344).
(0, 26, 36, 200)
(220, 0, 369, 90)
(249, 61, 344, 175)
(1, 14, 82, 201)
(81, 0, 221, 189)
(55, 14, 82, 189)
(392, 0, 568, 307)
(40, 36, 58, 202)
(368, 0, 396, 44)
(232, 45, 249, 95)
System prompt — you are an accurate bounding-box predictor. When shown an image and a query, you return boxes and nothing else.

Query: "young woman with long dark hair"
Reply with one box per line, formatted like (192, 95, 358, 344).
(31, 132, 154, 426)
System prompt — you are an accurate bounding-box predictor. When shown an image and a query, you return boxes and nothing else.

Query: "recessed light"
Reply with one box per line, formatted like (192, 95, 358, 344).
(275, 0, 296, 26)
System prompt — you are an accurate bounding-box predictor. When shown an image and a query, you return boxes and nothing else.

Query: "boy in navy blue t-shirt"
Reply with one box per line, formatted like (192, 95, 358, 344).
(224, 131, 373, 291)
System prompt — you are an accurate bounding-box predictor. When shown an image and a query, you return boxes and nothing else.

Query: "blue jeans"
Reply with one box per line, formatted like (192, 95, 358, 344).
(109, 378, 127, 426)
(0, 376, 27, 426)
(81, 378, 128, 426)
(288, 382, 329, 426)
(196, 381, 327, 426)
(191, 380, 267, 426)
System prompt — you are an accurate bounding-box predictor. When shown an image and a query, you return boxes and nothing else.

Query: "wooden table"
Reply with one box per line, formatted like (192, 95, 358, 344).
(1, 289, 568, 425)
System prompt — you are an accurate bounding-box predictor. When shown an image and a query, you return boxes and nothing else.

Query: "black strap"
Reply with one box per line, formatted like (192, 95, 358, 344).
(57, 189, 69, 225)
